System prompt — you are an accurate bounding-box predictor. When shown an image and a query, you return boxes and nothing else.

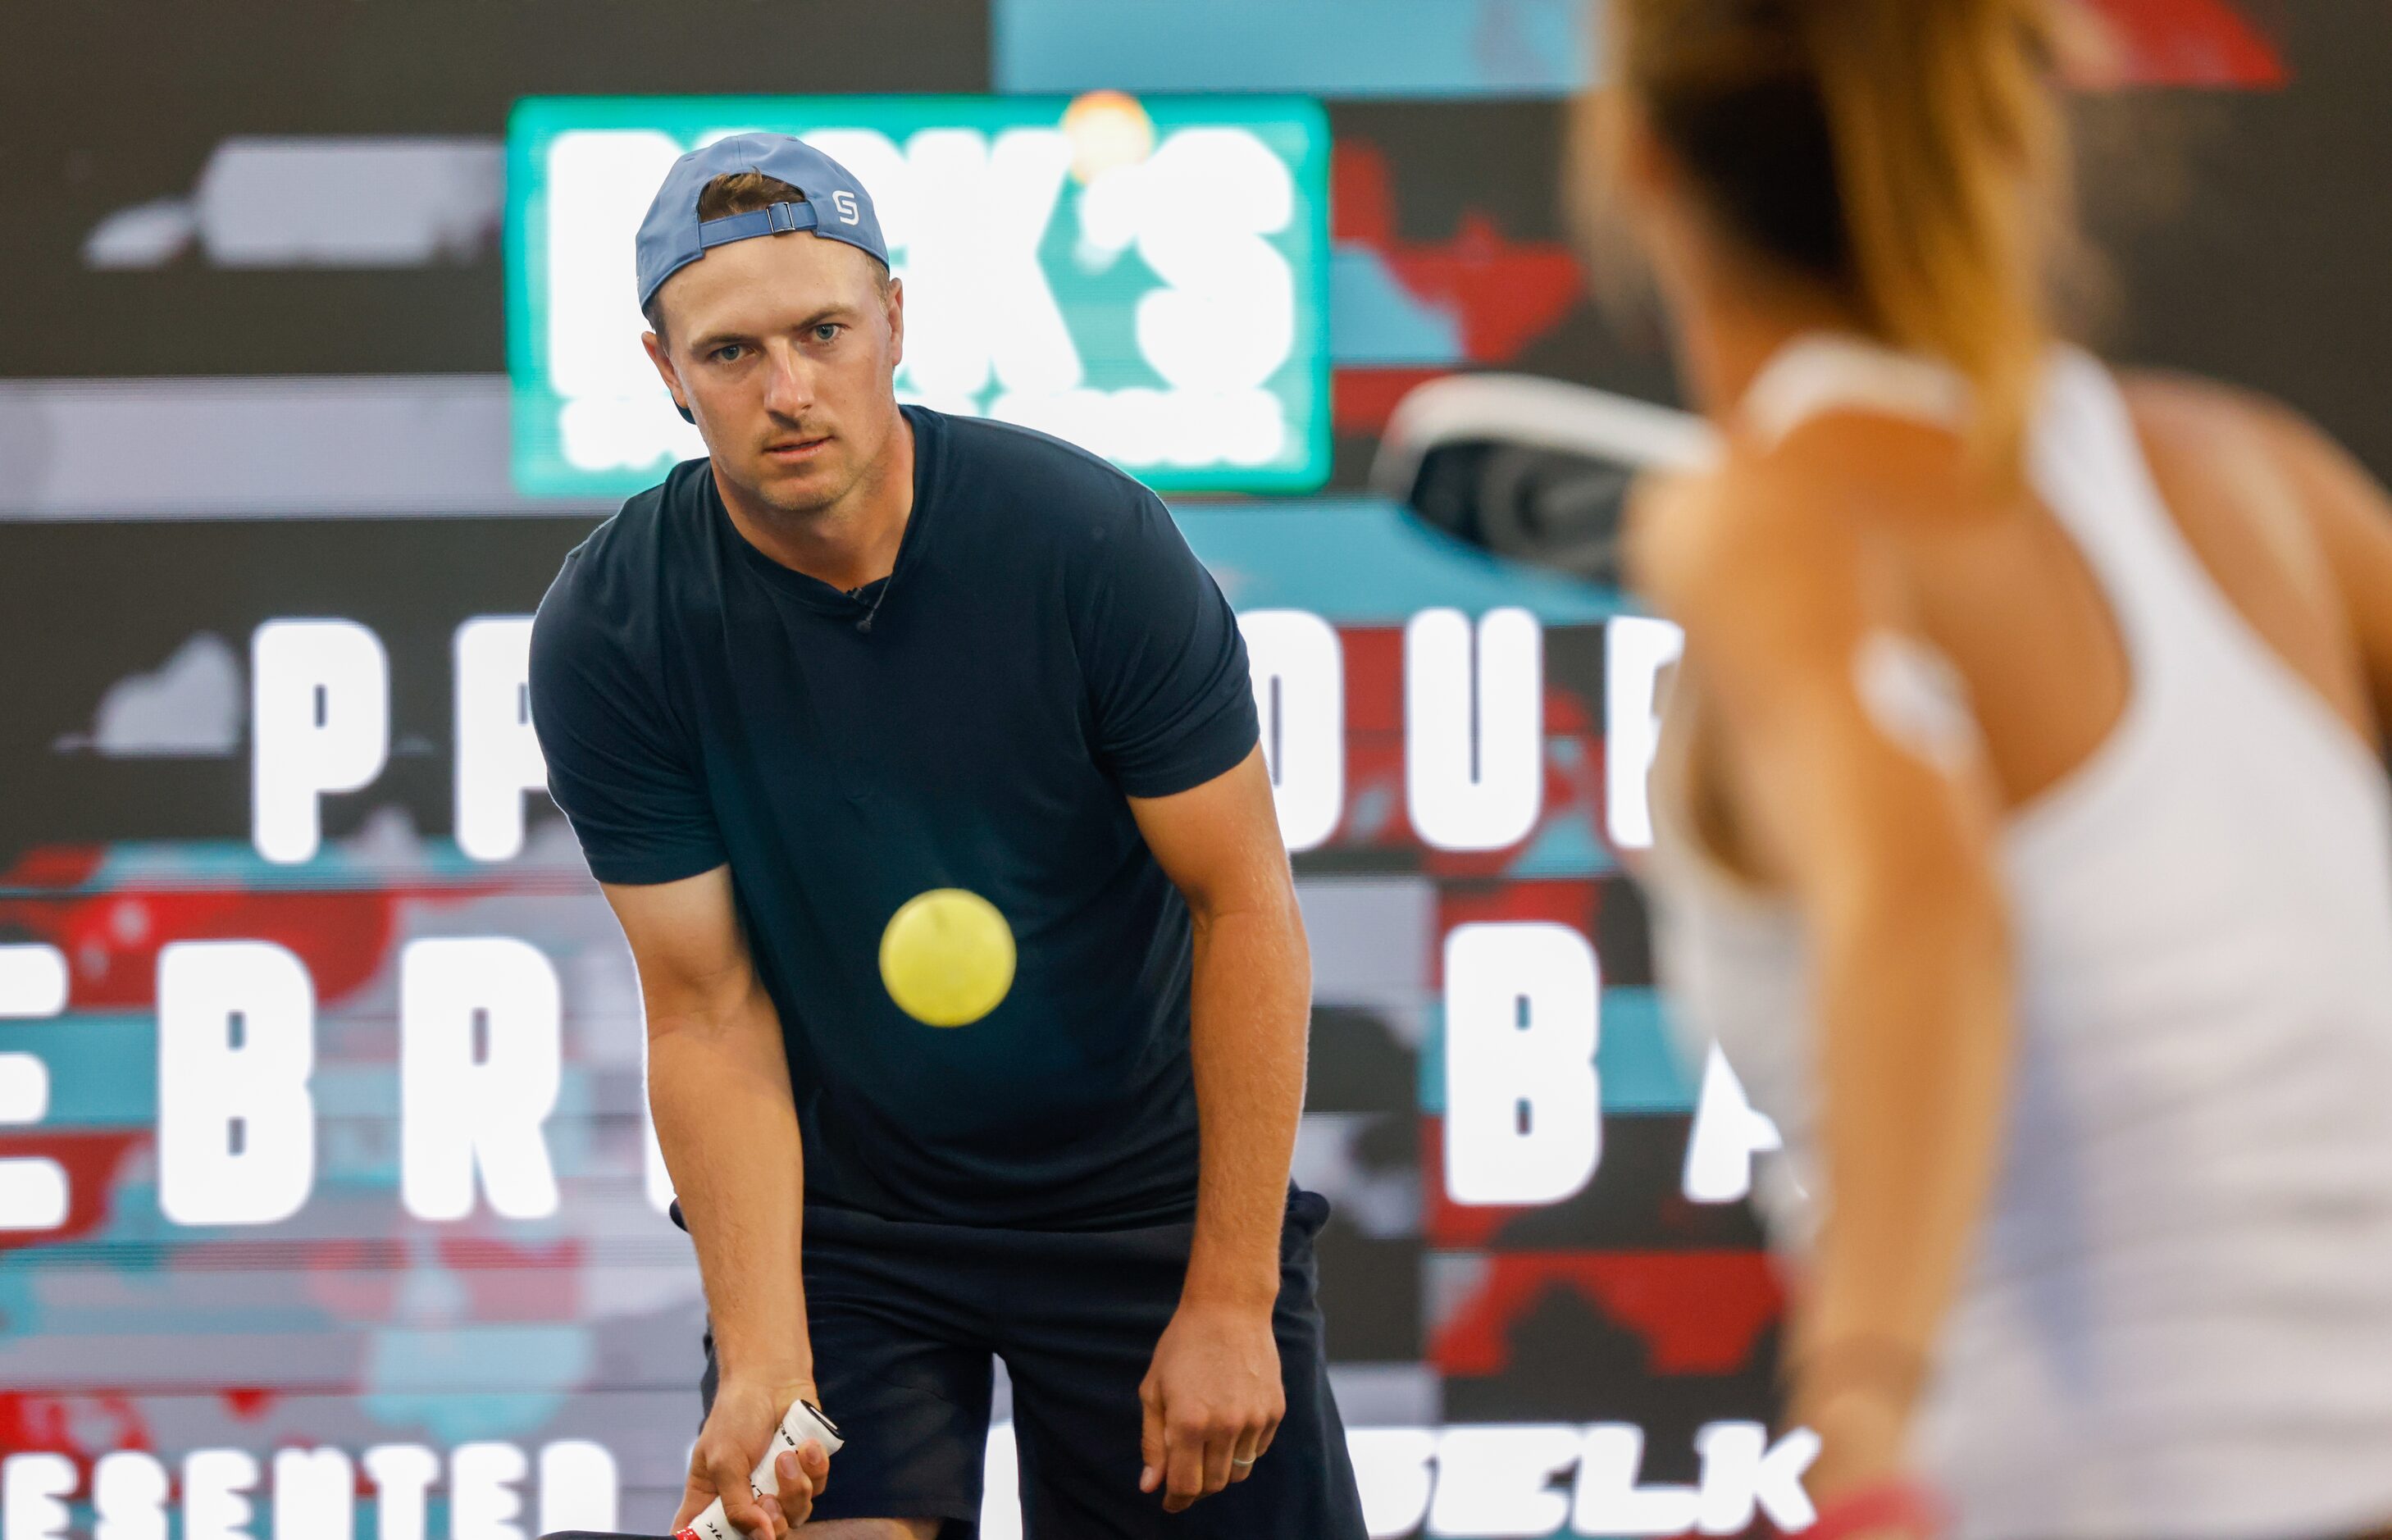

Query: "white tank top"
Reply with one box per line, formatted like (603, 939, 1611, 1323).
(1647, 335, 2392, 1540)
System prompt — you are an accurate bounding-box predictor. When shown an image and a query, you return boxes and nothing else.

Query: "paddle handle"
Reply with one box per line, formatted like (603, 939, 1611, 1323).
(672, 1400, 844, 1540)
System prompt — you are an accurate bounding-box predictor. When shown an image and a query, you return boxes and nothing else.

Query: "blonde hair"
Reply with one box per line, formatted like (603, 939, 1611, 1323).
(1609, 0, 2073, 465)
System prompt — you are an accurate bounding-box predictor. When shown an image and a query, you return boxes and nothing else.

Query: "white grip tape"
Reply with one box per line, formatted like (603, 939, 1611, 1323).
(674, 1400, 845, 1540)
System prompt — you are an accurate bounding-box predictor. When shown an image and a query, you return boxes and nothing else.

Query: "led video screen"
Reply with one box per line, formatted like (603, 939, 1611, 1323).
(506, 95, 1334, 499)
(5, 0, 2385, 1533)
(0, 513, 1800, 1538)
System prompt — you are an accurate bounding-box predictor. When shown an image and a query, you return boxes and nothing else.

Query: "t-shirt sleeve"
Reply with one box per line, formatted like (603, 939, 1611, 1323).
(528, 564, 727, 885)
(1078, 490, 1261, 798)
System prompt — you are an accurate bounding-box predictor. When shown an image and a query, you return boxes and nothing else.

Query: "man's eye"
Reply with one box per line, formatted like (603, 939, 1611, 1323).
(813, 324, 841, 344)
(711, 344, 745, 363)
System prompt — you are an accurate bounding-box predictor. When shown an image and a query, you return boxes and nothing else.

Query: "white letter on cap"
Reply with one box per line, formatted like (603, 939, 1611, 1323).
(1406, 608, 1543, 851)
(455, 617, 547, 863)
(1443, 923, 1601, 1206)
(157, 941, 317, 1227)
(1605, 616, 1683, 851)
(402, 939, 562, 1222)
(1241, 610, 1344, 852)
(253, 619, 389, 864)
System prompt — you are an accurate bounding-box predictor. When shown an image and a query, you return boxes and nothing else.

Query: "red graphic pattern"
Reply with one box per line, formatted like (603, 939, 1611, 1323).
(1328, 1, 2285, 436)
(0, 1130, 146, 1256)
(1332, 142, 1588, 435)
(0, 870, 528, 1011)
(2084, 0, 2288, 87)
(1432, 1251, 1784, 1378)
(0, 1393, 154, 1460)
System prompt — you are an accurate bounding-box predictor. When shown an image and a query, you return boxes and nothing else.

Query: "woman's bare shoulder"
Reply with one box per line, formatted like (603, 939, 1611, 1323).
(2118, 367, 2355, 599)
(2117, 367, 2372, 500)
(1625, 426, 1924, 634)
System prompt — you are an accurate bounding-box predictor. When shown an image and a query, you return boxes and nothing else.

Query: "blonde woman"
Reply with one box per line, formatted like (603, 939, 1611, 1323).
(1596, 3, 2392, 1537)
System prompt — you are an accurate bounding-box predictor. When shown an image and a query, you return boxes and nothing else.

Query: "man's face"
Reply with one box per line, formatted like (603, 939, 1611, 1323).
(642, 233, 905, 519)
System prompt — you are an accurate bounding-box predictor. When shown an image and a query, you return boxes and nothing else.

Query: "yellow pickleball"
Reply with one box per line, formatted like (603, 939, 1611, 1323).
(878, 888, 1016, 1027)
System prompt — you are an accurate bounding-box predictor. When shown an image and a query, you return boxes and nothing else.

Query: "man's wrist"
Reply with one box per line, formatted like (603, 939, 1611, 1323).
(1179, 1258, 1279, 1313)
(715, 1352, 816, 1392)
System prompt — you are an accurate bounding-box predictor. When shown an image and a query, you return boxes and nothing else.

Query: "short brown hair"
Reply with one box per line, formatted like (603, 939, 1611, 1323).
(644, 171, 892, 335)
(696, 169, 806, 223)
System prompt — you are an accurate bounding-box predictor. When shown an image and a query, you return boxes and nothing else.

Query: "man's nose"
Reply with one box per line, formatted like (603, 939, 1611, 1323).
(760, 339, 815, 419)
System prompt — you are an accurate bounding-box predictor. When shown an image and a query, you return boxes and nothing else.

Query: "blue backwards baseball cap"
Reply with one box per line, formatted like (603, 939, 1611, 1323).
(634, 132, 891, 317)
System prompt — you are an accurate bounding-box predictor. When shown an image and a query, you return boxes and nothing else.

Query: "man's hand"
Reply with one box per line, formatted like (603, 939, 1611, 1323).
(1137, 1299, 1285, 1512)
(673, 1375, 832, 1539)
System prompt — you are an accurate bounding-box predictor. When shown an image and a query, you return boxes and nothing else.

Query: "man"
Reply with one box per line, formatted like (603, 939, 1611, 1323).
(528, 134, 1368, 1540)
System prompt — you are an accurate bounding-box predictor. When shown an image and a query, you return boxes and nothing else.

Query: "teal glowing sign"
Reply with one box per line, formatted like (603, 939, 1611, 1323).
(507, 95, 1332, 498)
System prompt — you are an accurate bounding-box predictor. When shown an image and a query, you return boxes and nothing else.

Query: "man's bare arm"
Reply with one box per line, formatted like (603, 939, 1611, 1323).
(1127, 746, 1311, 1511)
(602, 867, 823, 1537)
(1132, 748, 1311, 1306)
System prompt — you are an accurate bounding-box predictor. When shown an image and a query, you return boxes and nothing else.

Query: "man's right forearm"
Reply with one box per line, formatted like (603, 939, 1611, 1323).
(649, 981, 811, 1387)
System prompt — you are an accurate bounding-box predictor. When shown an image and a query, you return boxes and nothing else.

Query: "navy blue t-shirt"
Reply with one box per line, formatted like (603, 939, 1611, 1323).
(528, 408, 1259, 1229)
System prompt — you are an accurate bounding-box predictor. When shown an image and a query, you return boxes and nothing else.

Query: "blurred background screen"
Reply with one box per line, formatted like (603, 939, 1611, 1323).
(1, 2, 2385, 1537)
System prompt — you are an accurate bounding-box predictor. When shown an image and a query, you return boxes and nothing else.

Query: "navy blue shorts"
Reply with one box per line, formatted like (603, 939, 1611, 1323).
(699, 1189, 1367, 1539)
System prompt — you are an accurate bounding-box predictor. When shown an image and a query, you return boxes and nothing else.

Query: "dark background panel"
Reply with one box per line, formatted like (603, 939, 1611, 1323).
(0, 518, 602, 859)
(0, 0, 990, 377)
(5, 4, 2390, 485)
(2081, 7, 2392, 472)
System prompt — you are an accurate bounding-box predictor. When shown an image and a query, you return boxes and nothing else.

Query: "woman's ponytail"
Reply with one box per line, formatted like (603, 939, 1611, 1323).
(1615, 0, 2072, 466)
(1794, 0, 2066, 463)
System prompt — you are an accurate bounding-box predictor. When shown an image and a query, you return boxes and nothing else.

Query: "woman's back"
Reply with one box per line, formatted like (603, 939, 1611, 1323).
(1644, 336, 2392, 1539)
(1655, 343, 2381, 856)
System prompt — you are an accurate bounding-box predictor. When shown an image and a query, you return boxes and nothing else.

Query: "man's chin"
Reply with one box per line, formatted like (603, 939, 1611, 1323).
(742, 458, 846, 511)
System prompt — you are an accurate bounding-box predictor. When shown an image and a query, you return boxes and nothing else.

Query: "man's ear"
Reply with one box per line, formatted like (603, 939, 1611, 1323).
(640, 330, 693, 421)
(885, 276, 905, 372)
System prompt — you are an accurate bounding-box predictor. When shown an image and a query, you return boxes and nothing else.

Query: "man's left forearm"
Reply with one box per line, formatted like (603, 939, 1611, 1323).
(1129, 750, 1311, 1507)
(1182, 895, 1312, 1306)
